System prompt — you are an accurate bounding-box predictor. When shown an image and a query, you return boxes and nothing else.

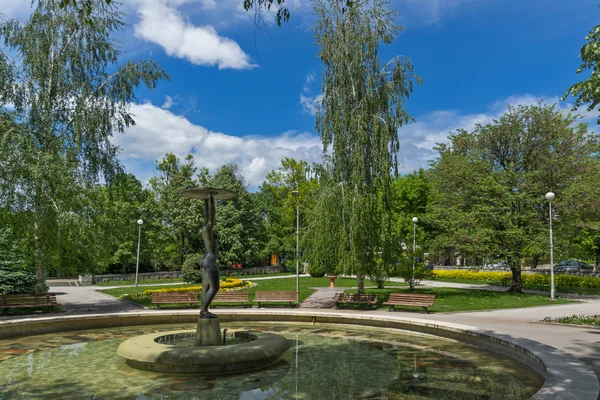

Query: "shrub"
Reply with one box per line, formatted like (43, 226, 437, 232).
(308, 262, 326, 277)
(0, 268, 43, 294)
(432, 270, 600, 288)
(181, 253, 203, 284)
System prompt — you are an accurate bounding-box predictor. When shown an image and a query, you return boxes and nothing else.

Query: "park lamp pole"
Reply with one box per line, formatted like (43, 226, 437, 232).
(412, 217, 418, 271)
(545, 192, 555, 300)
(135, 219, 144, 287)
(292, 190, 300, 303)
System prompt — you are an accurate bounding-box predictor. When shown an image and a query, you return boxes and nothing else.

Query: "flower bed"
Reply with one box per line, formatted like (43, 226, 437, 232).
(141, 278, 253, 296)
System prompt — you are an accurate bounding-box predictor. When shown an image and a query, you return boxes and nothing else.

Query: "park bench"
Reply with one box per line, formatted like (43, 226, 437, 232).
(383, 293, 436, 313)
(151, 292, 197, 308)
(333, 293, 378, 310)
(0, 293, 60, 314)
(254, 291, 297, 308)
(212, 292, 250, 307)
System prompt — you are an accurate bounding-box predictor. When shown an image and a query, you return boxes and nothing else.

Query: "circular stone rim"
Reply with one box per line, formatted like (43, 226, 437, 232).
(116, 329, 290, 375)
(181, 187, 237, 200)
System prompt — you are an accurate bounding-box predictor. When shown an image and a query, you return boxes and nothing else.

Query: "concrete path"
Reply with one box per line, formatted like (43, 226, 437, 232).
(299, 287, 343, 308)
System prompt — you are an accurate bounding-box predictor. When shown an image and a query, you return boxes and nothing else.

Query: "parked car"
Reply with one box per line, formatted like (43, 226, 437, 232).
(553, 260, 594, 272)
(483, 261, 508, 270)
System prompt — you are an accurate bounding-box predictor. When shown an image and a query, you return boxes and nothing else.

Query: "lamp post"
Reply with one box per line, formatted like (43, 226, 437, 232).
(545, 192, 555, 300)
(135, 219, 143, 287)
(412, 217, 418, 271)
(292, 190, 300, 303)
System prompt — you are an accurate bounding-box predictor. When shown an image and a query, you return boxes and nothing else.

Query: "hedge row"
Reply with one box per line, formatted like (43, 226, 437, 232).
(432, 270, 600, 288)
(142, 278, 252, 296)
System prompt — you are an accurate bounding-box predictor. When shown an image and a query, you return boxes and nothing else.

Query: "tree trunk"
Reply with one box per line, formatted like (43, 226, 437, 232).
(507, 267, 522, 292)
(180, 232, 185, 268)
(531, 254, 540, 269)
(33, 221, 45, 293)
(356, 272, 365, 294)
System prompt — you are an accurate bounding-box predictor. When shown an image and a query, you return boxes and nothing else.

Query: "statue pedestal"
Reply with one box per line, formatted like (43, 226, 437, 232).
(195, 316, 222, 346)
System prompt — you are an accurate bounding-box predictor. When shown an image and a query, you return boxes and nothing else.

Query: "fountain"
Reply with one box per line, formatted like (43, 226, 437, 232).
(116, 188, 290, 375)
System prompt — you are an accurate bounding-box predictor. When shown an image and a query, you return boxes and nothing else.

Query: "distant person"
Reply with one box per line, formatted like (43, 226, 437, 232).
(200, 195, 219, 318)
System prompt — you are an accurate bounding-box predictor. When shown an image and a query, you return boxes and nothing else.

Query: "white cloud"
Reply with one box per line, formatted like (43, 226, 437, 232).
(161, 95, 177, 109)
(300, 73, 322, 115)
(395, 94, 597, 174)
(400, 0, 483, 26)
(113, 102, 323, 187)
(133, 0, 256, 70)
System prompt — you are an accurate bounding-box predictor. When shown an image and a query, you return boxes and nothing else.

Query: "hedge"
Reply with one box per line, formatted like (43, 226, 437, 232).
(142, 278, 252, 296)
(432, 270, 600, 288)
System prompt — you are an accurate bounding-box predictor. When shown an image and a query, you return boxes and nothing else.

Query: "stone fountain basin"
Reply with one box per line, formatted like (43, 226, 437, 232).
(117, 329, 290, 375)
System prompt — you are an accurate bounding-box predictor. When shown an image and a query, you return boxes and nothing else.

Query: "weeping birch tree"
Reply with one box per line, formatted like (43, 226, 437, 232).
(305, 0, 420, 293)
(0, 0, 168, 291)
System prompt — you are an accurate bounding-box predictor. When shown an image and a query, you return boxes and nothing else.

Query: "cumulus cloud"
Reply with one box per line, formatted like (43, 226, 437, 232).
(395, 94, 597, 174)
(161, 95, 178, 109)
(133, 0, 256, 70)
(113, 102, 323, 187)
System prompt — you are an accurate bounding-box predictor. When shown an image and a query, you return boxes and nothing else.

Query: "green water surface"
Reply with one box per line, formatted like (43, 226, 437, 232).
(0, 322, 543, 399)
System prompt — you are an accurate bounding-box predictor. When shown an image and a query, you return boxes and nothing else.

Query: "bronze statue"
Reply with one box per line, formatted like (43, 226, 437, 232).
(200, 194, 220, 318)
(181, 188, 237, 319)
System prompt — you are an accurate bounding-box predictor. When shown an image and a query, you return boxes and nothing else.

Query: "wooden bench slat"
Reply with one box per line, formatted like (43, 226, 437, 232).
(212, 292, 250, 307)
(254, 291, 297, 307)
(1, 294, 60, 313)
(333, 294, 378, 309)
(383, 293, 436, 313)
(151, 292, 197, 307)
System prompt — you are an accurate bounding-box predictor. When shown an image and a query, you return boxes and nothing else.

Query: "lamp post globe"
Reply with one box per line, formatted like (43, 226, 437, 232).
(412, 217, 418, 223)
(137, 219, 144, 225)
(545, 192, 555, 201)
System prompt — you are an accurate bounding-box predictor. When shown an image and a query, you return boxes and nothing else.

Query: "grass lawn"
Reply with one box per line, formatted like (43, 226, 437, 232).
(98, 276, 405, 308)
(432, 277, 600, 296)
(343, 287, 574, 312)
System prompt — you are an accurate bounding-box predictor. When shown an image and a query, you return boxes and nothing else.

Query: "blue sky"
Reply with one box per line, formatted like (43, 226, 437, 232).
(3, 0, 599, 189)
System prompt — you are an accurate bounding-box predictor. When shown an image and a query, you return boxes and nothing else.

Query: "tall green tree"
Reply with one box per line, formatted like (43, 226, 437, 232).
(149, 154, 203, 270)
(0, 0, 168, 290)
(428, 104, 598, 291)
(257, 158, 319, 266)
(305, 0, 420, 293)
(209, 164, 266, 268)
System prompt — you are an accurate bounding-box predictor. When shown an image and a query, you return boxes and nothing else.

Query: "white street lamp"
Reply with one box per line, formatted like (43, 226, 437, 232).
(292, 190, 300, 303)
(412, 217, 418, 271)
(135, 219, 144, 287)
(545, 192, 555, 300)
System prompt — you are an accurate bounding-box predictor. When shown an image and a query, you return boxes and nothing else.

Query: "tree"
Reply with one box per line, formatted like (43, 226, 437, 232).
(563, 17, 600, 124)
(305, 0, 420, 293)
(149, 154, 203, 270)
(208, 164, 266, 268)
(257, 158, 320, 268)
(0, 0, 168, 290)
(428, 103, 597, 291)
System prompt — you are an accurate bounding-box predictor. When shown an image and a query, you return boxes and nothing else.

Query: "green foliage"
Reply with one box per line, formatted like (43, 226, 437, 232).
(393, 250, 430, 291)
(208, 164, 266, 268)
(427, 103, 598, 290)
(0, 268, 43, 295)
(563, 19, 600, 124)
(0, 0, 168, 289)
(181, 253, 203, 284)
(307, 0, 420, 294)
(308, 262, 326, 277)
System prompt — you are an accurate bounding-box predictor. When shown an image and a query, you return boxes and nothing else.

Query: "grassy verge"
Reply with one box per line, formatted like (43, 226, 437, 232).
(432, 277, 600, 296)
(342, 287, 574, 312)
(99, 276, 405, 308)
